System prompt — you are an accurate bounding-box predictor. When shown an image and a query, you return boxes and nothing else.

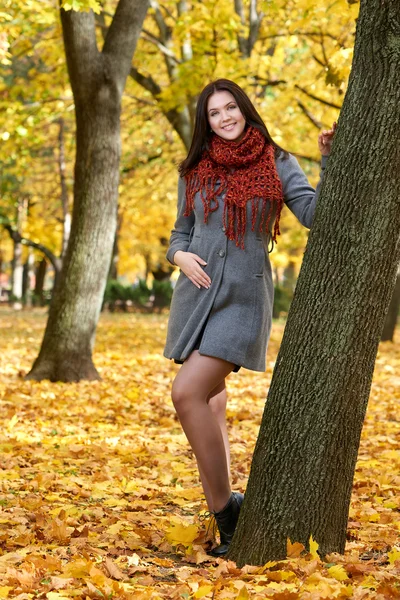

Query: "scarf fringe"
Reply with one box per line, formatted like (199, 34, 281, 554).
(184, 127, 284, 249)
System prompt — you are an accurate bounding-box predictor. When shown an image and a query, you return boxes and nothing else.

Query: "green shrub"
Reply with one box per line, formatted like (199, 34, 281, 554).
(103, 278, 174, 312)
(152, 279, 173, 310)
(273, 285, 293, 319)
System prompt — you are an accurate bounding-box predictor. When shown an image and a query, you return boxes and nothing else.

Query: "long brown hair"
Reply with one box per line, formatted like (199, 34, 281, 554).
(179, 79, 287, 177)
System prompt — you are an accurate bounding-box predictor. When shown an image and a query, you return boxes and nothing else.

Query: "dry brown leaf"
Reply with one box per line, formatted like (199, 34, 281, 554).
(103, 557, 125, 581)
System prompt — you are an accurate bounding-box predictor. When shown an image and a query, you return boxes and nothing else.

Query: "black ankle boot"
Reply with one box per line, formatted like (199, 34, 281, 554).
(209, 492, 244, 557)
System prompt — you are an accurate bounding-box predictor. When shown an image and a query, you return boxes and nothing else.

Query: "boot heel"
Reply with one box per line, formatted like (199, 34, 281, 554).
(209, 492, 244, 557)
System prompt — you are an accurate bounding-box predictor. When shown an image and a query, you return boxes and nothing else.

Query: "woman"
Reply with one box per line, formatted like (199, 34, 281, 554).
(164, 79, 336, 557)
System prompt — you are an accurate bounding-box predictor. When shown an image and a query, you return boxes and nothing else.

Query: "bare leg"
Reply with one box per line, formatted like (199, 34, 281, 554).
(171, 351, 234, 512)
(197, 383, 231, 511)
(209, 386, 231, 481)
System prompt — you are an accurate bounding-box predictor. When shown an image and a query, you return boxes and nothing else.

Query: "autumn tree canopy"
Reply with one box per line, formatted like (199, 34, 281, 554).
(1, 0, 358, 288)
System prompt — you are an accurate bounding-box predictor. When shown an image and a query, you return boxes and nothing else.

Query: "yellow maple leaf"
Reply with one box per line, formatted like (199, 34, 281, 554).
(62, 558, 92, 578)
(166, 522, 199, 546)
(236, 585, 250, 599)
(327, 564, 348, 581)
(388, 547, 400, 565)
(0, 588, 13, 599)
(309, 535, 319, 560)
(360, 575, 378, 589)
(7, 414, 18, 430)
(194, 584, 213, 598)
(124, 480, 137, 493)
(287, 538, 305, 557)
(107, 522, 123, 535)
(265, 570, 296, 583)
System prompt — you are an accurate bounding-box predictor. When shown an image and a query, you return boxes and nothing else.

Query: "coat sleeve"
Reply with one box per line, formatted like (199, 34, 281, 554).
(166, 176, 195, 265)
(276, 153, 328, 228)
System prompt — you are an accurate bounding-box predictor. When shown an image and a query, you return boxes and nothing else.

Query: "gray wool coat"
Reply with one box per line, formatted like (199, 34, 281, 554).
(164, 153, 328, 372)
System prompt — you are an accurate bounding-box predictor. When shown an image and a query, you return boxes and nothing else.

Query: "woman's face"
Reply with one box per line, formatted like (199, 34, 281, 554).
(207, 90, 246, 142)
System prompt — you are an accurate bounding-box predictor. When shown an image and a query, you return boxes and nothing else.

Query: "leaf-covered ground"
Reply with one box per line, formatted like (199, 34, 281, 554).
(0, 308, 399, 599)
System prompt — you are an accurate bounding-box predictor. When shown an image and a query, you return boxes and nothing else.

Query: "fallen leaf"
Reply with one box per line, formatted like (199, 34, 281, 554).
(327, 564, 348, 581)
(287, 539, 305, 558)
(104, 557, 125, 581)
(309, 535, 320, 560)
(166, 522, 199, 546)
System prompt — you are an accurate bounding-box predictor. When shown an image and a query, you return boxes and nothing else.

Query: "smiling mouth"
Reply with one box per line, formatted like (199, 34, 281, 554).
(222, 123, 236, 130)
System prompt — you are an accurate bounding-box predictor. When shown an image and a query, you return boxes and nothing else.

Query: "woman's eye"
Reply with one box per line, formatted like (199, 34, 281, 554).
(228, 105, 236, 110)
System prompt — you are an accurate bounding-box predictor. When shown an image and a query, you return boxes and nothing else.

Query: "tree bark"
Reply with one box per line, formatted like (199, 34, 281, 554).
(381, 265, 400, 342)
(108, 212, 122, 280)
(229, 0, 400, 565)
(22, 250, 35, 307)
(4, 224, 61, 276)
(11, 236, 23, 309)
(57, 117, 71, 260)
(10, 197, 27, 310)
(34, 258, 47, 306)
(26, 0, 149, 382)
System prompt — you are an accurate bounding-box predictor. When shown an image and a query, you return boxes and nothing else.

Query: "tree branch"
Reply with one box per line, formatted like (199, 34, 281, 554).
(102, 0, 150, 92)
(59, 6, 100, 102)
(296, 100, 323, 129)
(248, 0, 263, 56)
(141, 29, 180, 63)
(148, 0, 177, 79)
(234, 0, 248, 56)
(177, 1, 193, 62)
(3, 225, 61, 274)
(312, 53, 326, 68)
(129, 66, 162, 95)
(295, 85, 342, 109)
(149, 0, 170, 41)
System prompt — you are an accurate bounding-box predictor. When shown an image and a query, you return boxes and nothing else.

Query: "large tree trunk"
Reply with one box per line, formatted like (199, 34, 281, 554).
(229, 0, 400, 565)
(26, 0, 149, 382)
(381, 265, 400, 341)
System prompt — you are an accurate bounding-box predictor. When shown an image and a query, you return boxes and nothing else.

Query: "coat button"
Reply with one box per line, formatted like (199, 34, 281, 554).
(218, 250, 225, 258)
(221, 226, 226, 232)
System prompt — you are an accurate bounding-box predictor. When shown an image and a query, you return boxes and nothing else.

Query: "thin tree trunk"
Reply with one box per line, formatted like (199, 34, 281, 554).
(11, 237, 23, 309)
(26, 0, 149, 382)
(11, 197, 27, 310)
(58, 117, 71, 260)
(381, 266, 400, 341)
(108, 212, 122, 280)
(229, 0, 400, 565)
(34, 258, 47, 306)
(23, 250, 35, 307)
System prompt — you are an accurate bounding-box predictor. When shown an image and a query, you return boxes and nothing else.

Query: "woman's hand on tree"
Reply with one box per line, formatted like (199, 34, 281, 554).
(174, 251, 211, 289)
(318, 122, 337, 156)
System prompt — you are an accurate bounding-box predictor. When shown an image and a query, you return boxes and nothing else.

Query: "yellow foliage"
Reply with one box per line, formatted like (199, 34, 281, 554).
(166, 522, 199, 546)
(0, 229, 399, 594)
(327, 564, 348, 581)
(194, 584, 213, 597)
(388, 546, 400, 565)
(309, 535, 320, 560)
(1, 0, 361, 283)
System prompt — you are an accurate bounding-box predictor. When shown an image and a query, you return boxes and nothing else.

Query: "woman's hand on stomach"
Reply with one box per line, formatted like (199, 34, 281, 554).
(174, 251, 211, 289)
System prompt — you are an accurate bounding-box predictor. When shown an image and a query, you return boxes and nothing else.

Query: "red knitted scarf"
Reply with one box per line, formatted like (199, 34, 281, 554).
(184, 126, 284, 249)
